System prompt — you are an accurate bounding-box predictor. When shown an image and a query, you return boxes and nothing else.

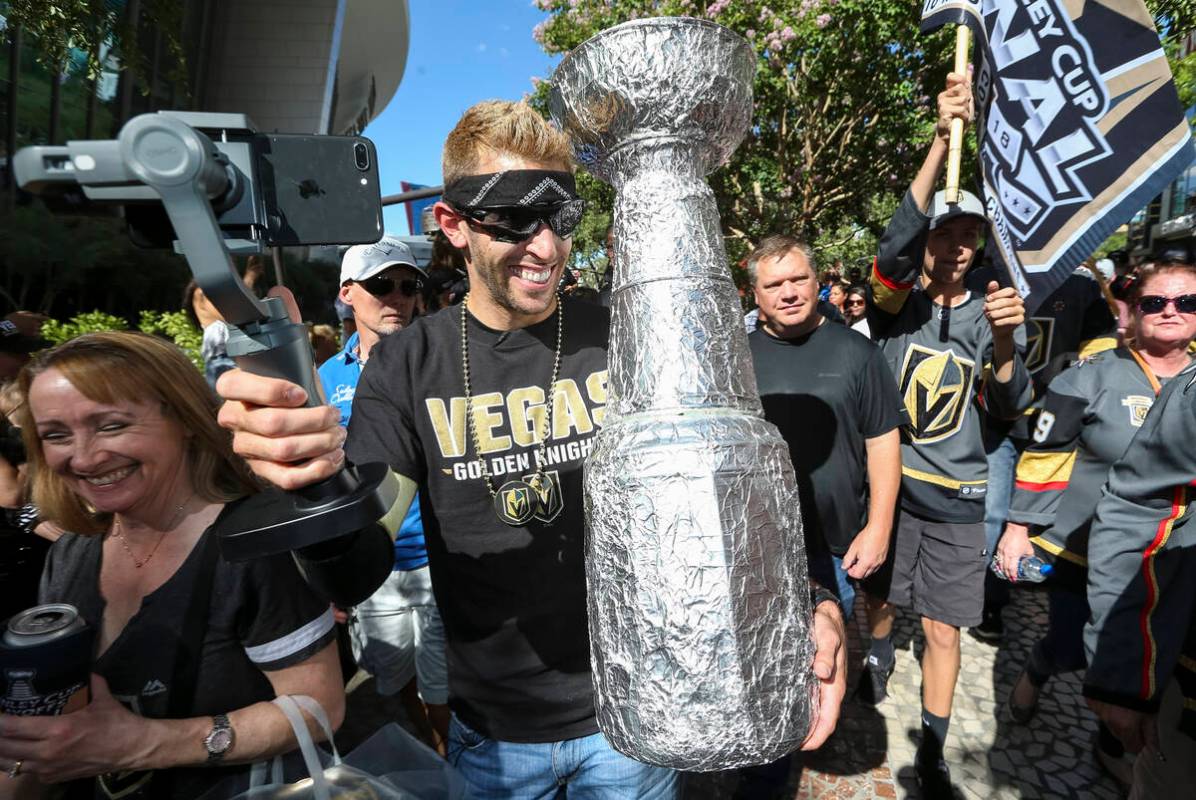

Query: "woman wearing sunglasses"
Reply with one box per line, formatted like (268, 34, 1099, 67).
(995, 262, 1196, 784)
(843, 284, 870, 337)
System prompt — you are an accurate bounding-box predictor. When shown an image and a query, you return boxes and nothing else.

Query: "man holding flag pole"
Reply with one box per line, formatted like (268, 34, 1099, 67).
(919, 0, 1194, 311)
(861, 67, 1032, 798)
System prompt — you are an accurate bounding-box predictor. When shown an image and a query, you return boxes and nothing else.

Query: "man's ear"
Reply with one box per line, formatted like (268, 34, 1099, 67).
(338, 283, 355, 308)
(434, 201, 470, 250)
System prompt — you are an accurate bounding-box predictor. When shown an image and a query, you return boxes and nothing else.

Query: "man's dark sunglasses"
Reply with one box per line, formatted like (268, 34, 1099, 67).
(1136, 294, 1196, 314)
(355, 275, 423, 298)
(454, 199, 586, 243)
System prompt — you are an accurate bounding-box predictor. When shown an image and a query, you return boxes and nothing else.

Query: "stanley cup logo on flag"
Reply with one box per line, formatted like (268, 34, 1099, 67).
(921, 0, 1194, 309)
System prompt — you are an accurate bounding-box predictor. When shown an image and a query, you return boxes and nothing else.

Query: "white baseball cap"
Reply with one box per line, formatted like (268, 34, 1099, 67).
(927, 189, 989, 230)
(340, 236, 426, 285)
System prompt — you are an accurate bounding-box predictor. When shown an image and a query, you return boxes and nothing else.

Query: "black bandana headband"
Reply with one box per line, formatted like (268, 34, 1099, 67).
(443, 170, 578, 209)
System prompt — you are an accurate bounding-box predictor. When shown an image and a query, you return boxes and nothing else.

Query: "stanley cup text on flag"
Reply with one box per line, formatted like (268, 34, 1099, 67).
(921, 0, 1194, 310)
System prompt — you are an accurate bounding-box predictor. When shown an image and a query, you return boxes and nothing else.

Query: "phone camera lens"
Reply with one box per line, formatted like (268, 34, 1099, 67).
(353, 142, 369, 171)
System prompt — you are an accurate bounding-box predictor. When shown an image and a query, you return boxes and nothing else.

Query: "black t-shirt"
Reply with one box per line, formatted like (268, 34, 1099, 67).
(749, 320, 902, 555)
(347, 298, 609, 743)
(38, 503, 336, 800)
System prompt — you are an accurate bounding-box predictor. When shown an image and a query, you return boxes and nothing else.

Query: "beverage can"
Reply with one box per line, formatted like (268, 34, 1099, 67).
(1, 603, 94, 716)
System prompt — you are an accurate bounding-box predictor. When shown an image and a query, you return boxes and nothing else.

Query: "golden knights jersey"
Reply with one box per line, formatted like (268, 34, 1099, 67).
(967, 266, 1118, 439)
(867, 192, 1032, 523)
(1008, 349, 1163, 576)
(1083, 361, 1196, 739)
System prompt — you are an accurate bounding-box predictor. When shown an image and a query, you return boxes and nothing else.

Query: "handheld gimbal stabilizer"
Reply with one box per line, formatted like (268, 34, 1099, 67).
(14, 112, 400, 605)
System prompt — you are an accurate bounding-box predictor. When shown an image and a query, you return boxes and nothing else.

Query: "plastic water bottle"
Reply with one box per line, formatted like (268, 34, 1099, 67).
(990, 555, 1053, 583)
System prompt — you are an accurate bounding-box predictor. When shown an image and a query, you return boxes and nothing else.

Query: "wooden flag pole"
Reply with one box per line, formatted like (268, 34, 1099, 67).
(945, 25, 971, 204)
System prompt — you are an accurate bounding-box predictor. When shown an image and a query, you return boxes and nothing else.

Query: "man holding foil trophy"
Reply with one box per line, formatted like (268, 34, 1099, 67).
(217, 16, 845, 798)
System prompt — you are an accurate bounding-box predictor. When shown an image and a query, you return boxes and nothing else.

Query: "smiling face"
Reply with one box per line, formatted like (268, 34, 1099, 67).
(845, 289, 867, 321)
(923, 215, 983, 288)
(435, 154, 573, 329)
(28, 369, 191, 519)
(1133, 268, 1196, 352)
(753, 247, 821, 338)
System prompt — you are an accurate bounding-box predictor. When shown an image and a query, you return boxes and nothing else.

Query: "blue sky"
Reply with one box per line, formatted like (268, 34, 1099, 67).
(365, 1, 560, 235)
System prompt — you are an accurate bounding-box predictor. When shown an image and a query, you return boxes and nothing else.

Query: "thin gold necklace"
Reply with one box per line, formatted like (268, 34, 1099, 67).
(110, 494, 193, 569)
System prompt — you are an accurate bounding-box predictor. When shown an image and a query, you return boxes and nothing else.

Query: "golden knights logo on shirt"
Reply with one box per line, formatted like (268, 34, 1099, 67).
(1121, 395, 1153, 428)
(1025, 317, 1055, 374)
(500, 470, 564, 524)
(898, 344, 975, 443)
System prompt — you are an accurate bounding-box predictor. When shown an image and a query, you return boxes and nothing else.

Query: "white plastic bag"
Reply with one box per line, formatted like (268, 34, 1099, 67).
(208, 694, 465, 800)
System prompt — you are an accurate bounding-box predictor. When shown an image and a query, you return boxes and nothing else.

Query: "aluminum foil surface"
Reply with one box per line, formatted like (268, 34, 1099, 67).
(550, 17, 816, 770)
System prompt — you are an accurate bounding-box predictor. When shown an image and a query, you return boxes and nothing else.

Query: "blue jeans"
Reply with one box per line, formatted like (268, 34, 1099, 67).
(982, 432, 1017, 615)
(806, 548, 855, 620)
(447, 714, 680, 799)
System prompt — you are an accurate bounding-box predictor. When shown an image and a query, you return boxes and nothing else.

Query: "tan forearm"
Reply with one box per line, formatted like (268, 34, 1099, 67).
(991, 335, 1016, 384)
(144, 642, 345, 770)
(864, 429, 901, 532)
(910, 136, 949, 214)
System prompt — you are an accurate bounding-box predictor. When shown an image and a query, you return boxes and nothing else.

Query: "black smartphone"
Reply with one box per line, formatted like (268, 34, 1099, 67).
(254, 134, 383, 247)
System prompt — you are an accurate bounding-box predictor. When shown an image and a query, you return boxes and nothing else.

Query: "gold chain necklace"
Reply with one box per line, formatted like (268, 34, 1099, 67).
(461, 294, 564, 526)
(110, 494, 193, 569)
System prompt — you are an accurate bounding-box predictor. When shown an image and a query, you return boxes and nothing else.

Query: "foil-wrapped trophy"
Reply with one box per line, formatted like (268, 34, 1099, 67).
(550, 17, 816, 770)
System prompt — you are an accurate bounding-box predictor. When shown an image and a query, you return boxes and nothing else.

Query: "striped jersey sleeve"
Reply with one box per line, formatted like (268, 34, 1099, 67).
(1083, 368, 1196, 715)
(866, 191, 928, 327)
(1008, 368, 1089, 526)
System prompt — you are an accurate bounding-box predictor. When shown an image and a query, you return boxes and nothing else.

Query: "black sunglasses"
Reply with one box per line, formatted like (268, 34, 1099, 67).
(355, 275, 423, 298)
(1136, 294, 1196, 315)
(454, 199, 586, 244)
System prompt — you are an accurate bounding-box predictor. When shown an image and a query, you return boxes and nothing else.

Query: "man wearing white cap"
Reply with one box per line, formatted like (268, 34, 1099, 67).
(318, 235, 450, 753)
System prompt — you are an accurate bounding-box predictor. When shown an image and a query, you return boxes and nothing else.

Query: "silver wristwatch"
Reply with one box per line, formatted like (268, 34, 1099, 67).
(203, 713, 235, 763)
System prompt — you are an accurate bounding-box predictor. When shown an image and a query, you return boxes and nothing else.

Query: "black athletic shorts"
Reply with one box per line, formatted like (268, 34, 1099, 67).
(861, 507, 988, 627)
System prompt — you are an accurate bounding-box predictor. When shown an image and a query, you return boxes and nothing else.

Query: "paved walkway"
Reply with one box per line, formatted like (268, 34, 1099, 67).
(339, 585, 1125, 799)
(684, 586, 1125, 799)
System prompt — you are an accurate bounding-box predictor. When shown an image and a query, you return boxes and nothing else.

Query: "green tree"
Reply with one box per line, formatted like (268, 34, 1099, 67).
(139, 309, 202, 369)
(534, 0, 953, 271)
(40, 310, 128, 344)
(533, 0, 1196, 282)
(3, 0, 189, 93)
(0, 204, 123, 312)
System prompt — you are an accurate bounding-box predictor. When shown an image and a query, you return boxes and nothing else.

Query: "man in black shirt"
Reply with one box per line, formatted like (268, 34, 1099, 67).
(216, 101, 847, 797)
(748, 235, 902, 615)
(736, 235, 902, 797)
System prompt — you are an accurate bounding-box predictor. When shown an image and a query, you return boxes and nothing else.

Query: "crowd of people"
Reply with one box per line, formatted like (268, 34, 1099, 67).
(0, 67, 1193, 800)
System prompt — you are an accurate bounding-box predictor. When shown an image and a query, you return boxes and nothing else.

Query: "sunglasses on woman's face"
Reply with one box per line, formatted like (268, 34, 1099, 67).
(846, 298, 866, 307)
(1136, 294, 1196, 315)
(356, 275, 422, 298)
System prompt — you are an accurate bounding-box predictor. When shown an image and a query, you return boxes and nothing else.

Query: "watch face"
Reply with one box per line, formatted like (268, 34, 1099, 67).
(208, 728, 233, 753)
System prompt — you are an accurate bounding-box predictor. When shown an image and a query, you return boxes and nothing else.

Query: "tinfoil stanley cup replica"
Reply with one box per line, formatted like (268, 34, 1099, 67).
(550, 17, 816, 770)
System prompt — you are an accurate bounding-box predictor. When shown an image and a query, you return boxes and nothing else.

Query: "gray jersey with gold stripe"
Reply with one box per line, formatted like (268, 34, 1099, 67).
(1083, 362, 1196, 738)
(867, 191, 1032, 524)
(1009, 349, 1161, 572)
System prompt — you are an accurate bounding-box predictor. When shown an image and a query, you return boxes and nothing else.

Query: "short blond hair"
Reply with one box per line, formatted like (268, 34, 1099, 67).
(442, 100, 574, 186)
(17, 332, 259, 534)
(746, 235, 816, 285)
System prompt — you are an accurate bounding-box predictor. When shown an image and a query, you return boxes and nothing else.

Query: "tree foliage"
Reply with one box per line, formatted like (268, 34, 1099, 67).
(534, 0, 952, 270)
(39, 309, 203, 369)
(0, 203, 192, 317)
(3, 0, 189, 94)
(533, 0, 1196, 279)
(139, 309, 202, 369)
(40, 310, 127, 343)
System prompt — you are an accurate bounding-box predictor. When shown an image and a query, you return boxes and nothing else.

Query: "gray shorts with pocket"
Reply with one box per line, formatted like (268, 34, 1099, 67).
(862, 508, 988, 627)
